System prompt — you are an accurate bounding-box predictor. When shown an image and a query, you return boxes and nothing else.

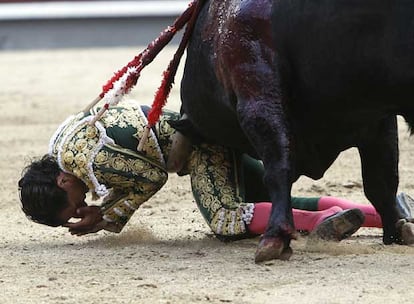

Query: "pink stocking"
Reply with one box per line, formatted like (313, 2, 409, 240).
(318, 196, 382, 228)
(248, 203, 344, 234)
(293, 206, 343, 231)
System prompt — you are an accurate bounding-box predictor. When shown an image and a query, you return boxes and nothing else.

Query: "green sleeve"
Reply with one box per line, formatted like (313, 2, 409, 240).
(94, 143, 168, 232)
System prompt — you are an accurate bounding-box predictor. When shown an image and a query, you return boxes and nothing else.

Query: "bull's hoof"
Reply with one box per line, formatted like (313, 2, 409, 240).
(396, 219, 414, 245)
(254, 237, 292, 263)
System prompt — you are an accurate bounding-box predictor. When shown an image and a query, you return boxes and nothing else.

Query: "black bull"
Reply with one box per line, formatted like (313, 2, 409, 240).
(175, 0, 414, 262)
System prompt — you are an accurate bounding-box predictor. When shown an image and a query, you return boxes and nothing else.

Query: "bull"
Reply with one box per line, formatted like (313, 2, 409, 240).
(166, 0, 414, 262)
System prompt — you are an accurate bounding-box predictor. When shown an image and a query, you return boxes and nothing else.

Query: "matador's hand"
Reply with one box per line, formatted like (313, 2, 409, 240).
(63, 206, 106, 236)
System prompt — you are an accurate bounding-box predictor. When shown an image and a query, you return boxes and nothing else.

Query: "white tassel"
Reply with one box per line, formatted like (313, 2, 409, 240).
(101, 66, 139, 107)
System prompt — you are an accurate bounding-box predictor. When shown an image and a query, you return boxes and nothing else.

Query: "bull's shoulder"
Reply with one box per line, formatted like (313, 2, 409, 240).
(232, 0, 272, 24)
(205, 0, 272, 38)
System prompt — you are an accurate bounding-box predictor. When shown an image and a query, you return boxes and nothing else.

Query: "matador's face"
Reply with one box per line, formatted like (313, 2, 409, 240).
(56, 172, 88, 223)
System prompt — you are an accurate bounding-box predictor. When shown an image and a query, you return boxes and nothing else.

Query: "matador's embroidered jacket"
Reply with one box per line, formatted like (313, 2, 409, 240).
(48, 101, 255, 237)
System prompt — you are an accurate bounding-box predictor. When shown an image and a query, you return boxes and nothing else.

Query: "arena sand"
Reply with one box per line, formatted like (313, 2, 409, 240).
(1, 47, 414, 304)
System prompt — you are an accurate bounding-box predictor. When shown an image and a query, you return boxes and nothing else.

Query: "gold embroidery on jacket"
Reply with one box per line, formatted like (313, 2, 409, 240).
(189, 144, 249, 236)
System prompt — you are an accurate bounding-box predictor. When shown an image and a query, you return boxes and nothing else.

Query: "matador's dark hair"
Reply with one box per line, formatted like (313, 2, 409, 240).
(18, 154, 68, 227)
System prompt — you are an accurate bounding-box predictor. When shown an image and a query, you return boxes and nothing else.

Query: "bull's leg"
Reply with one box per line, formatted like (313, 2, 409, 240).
(357, 116, 401, 244)
(236, 95, 296, 263)
(212, 0, 296, 263)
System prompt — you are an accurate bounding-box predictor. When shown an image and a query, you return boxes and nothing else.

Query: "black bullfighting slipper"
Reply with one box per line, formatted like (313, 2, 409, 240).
(310, 208, 365, 241)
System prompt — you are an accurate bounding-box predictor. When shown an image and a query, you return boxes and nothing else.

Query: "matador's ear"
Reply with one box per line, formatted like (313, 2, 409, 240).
(56, 172, 74, 189)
